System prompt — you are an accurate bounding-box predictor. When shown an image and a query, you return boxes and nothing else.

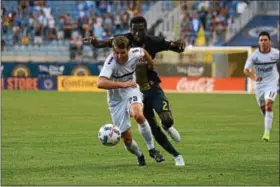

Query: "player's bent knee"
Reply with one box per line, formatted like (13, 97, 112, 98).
(265, 100, 274, 111)
(159, 112, 174, 129)
(133, 112, 145, 124)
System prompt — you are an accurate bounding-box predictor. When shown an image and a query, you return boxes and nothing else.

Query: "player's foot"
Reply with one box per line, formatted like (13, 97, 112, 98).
(137, 155, 146, 166)
(262, 132, 270, 141)
(174, 155, 185, 166)
(149, 148, 165, 163)
(165, 126, 181, 142)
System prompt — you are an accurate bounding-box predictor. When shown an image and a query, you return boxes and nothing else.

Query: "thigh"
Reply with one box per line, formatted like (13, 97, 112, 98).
(255, 89, 265, 106)
(264, 89, 278, 102)
(127, 88, 144, 111)
(109, 101, 131, 133)
(152, 87, 171, 114)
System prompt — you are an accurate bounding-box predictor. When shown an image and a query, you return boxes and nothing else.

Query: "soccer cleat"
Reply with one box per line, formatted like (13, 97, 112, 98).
(174, 155, 185, 166)
(137, 155, 146, 166)
(149, 148, 165, 163)
(262, 132, 270, 141)
(165, 126, 181, 142)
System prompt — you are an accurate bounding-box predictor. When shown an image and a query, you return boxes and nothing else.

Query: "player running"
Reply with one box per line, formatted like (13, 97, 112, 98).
(244, 31, 279, 141)
(84, 16, 185, 166)
(97, 36, 164, 166)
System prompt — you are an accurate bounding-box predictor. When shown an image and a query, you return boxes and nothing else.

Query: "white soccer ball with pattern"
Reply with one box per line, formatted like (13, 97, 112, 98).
(98, 124, 121, 146)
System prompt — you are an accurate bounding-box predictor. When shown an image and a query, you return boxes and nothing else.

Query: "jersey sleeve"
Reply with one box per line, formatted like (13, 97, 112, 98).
(151, 36, 170, 51)
(244, 53, 255, 70)
(131, 47, 145, 58)
(99, 55, 115, 79)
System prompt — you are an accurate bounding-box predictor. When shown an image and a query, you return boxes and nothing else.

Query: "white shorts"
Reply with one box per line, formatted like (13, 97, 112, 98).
(108, 89, 143, 133)
(255, 87, 278, 106)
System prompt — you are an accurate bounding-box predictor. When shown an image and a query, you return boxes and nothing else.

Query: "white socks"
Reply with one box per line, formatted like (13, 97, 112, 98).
(138, 120, 155, 150)
(125, 139, 143, 157)
(264, 111, 273, 133)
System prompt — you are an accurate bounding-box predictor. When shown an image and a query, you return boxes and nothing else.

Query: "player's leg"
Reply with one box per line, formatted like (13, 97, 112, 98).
(109, 103, 145, 166)
(262, 90, 278, 141)
(255, 90, 266, 116)
(143, 98, 181, 159)
(152, 87, 185, 166)
(153, 87, 180, 142)
(129, 94, 164, 163)
(121, 128, 146, 166)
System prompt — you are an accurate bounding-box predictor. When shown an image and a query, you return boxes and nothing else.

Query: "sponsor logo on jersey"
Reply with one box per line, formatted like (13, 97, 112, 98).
(11, 64, 31, 77)
(257, 67, 273, 72)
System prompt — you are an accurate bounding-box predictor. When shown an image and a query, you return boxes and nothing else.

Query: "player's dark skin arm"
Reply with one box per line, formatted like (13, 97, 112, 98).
(167, 39, 186, 53)
(82, 36, 112, 48)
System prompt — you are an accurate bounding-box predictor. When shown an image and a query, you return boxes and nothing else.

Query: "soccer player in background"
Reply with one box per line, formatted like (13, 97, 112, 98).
(244, 31, 279, 141)
(84, 16, 185, 166)
(97, 36, 164, 166)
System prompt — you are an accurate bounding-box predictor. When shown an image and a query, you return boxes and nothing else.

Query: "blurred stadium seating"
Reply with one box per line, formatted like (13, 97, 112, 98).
(1, 0, 279, 62)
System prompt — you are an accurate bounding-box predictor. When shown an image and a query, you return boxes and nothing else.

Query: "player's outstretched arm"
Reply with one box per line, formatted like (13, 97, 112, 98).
(82, 36, 112, 48)
(243, 69, 262, 81)
(143, 49, 155, 69)
(97, 77, 137, 89)
(168, 39, 186, 53)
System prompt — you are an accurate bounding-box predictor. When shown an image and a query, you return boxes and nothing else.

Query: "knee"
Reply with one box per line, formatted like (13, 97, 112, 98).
(159, 112, 174, 129)
(265, 101, 273, 111)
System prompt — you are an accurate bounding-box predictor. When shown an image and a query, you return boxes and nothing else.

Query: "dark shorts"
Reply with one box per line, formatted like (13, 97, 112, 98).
(142, 85, 171, 115)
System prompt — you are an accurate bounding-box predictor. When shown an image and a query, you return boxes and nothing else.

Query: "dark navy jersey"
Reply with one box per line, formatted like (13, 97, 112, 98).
(112, 33, 173, 90)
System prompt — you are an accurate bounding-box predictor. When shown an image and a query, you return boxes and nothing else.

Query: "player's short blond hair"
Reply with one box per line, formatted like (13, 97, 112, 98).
(112, 36, 129, 49)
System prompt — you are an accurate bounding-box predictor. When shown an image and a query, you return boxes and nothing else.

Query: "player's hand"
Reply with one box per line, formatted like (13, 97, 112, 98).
(122, 81, 137, 88)
(255, 76, 262, 81)
(82, 36, 97, 44)
(172, 39, 185, 52)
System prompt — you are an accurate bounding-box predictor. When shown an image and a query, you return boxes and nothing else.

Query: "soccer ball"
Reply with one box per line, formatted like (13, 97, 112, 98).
(98, 124, 121, 146)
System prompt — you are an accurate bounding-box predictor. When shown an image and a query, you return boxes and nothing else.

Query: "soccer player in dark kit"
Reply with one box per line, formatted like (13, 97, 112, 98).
(83, 16, 185, 166)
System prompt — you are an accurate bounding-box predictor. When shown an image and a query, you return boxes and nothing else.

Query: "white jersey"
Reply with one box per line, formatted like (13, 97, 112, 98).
(244, 48, 279, 89)
(99, 47, 145, 105)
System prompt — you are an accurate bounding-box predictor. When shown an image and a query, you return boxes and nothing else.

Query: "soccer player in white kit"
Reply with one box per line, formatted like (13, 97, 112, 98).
(244, 31, 279, 141)
(97, 36, 164, 166)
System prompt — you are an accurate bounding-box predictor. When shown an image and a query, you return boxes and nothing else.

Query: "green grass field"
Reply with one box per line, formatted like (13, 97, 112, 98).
(1, 91, 279, 186)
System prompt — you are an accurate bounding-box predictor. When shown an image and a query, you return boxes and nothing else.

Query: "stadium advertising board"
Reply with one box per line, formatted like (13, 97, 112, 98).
(227, 15, 279, 48)
(57, 76, 105, 92)
(155, 63, 212, 77)
(160, 77, 246, 93)
(1, 62, 103, 77)
(1, 77, 57, 90)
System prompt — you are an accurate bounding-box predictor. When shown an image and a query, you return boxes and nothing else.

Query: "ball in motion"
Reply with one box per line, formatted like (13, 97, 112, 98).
(98, 124, 121, 146)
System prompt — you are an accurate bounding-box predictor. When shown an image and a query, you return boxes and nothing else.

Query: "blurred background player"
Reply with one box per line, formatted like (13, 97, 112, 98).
(244, 31, 279, 141)
(97, 36, 164, 165)
(83, 16, 185, 166)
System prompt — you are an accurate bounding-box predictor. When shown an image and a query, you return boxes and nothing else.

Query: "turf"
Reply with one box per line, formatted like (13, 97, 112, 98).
(1, 91, 279, 185)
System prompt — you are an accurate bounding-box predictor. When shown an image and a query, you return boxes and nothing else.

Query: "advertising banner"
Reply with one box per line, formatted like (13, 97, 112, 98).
(160, 77, 246, 93)
(1, 77, 57, 90)
(57, 76, 105, 92)
(155, 63, 212, 77)
(1, 62, 104, 78)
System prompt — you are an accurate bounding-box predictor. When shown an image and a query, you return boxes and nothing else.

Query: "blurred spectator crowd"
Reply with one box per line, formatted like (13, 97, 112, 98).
(179, 0, 249, 46)
(1, 0, 153, 52)
(1, 0, 253, 61)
